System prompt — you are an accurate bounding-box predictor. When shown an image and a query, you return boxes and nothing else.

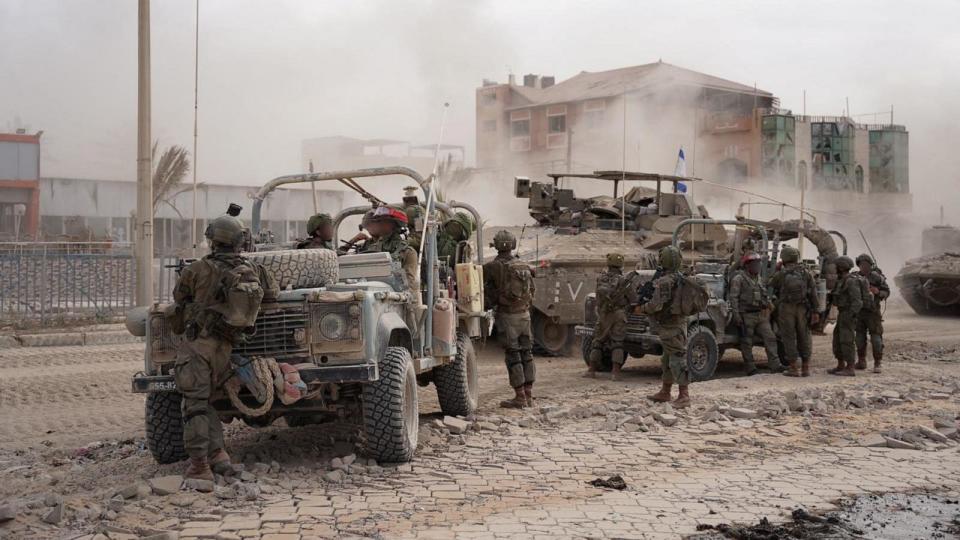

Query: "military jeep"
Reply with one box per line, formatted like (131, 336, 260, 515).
(577, 216, 846, 381)
(128, 167, 487, 463)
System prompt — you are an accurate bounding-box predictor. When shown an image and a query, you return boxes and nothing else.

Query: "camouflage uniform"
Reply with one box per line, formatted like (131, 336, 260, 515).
(366, 207, 421, 304)
(854, 255, 889, 372)
(483, 230, 536, 407)
(828, 257, 863, 376)
(768, 248, 818, 376)
(437, 213, 474, 268)
(643, 247, 690, 407)
(588, 253, 631, 377)
(298, 236, 333, 250)
(729, 266, 781, 374)
(173, 216, 277, 479)
(298, 213, 334, 250)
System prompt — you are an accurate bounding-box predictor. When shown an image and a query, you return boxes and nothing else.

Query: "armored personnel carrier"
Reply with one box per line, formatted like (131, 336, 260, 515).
(507, 171, 729, 355)
(895, 224, 960, 316)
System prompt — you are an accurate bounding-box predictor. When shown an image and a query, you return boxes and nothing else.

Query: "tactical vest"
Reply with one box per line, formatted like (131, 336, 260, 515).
(780, 267, 809, 305)
(596, 270, 626, 312)
(735, 271, 766, 310)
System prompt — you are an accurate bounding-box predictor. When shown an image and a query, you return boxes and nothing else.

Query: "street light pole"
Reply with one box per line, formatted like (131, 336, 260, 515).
(135, 0, 154, 305)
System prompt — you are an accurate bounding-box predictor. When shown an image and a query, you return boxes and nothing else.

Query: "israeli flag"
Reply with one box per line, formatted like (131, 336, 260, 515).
(674, 147, 688, 193)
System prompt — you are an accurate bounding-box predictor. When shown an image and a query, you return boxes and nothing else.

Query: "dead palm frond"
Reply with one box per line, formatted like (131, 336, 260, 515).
(152, 142, 201, 216)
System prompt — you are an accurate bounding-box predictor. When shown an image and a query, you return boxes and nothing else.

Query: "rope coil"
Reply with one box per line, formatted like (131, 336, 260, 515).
(225, 356, 281, 417)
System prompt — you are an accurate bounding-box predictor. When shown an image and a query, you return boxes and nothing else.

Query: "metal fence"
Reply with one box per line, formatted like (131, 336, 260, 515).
(0, 242, 136, 323)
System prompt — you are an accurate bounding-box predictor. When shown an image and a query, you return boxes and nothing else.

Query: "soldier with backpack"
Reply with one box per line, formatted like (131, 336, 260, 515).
(170, 213, 278, 480)
(826, 256, 863, 376)
(585, 252, 634, 380)
(768, 246, 820, 377)
(484, 230, 537, 408)
(854, 254, 889, 373)
(643, 246, 708, 409)
(729, 252, 783, 375)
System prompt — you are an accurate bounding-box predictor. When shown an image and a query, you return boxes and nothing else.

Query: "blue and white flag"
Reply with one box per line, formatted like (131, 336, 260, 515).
(674, 147, 688, 193)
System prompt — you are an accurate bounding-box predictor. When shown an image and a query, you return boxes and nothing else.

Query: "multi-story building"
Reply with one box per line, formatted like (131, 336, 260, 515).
(0, 130, 42, 240)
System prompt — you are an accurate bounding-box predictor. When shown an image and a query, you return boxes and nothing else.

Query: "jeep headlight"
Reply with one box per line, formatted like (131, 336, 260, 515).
(320, 313, 347, 340)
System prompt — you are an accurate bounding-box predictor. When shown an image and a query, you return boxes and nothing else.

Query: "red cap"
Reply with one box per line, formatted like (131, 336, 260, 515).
(373, 206, 409, 225)
(741, 252, 761, 265)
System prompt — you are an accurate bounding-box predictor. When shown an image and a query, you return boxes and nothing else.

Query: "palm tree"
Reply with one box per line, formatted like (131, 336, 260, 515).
(152, 142, 197, 218)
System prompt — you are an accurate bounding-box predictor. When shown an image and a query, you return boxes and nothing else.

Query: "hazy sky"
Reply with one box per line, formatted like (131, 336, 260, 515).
(1, 0, 958, 209)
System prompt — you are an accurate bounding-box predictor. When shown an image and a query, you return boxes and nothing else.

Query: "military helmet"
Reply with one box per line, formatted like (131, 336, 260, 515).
(835, 255, 855, 272)
(443, 212, 475, 241)
(307, 213, 332, 236)
(658, 245, 682, 271)
(742, 236, 756, 251)
(492, 230, 516, 252)
(606, 252, 625, 268)
(855, 253, 874, 266)
(360, 209, 376, 228)
(205, 215, 245, 247)
(780, 246, 800, 263)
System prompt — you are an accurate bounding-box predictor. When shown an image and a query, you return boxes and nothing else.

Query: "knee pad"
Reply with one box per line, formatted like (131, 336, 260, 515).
(611, 348, 625, 366)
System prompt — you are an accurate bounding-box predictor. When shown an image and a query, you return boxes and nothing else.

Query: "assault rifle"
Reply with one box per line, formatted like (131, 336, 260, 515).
(165, 258, 197, 277)
(634, 267, 665, 306)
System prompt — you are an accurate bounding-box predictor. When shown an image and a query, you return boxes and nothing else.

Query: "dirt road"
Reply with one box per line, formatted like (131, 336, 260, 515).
(0, 302, 958, 539)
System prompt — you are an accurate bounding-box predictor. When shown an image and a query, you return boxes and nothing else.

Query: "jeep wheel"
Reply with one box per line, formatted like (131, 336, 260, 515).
(580, 334, 612, 372)
(687, 325, 719, 382)
(145, 392, 187, 464)
(362, 347, 418, 462)
(434, 330, 479, 417)
(245, 248, 339, 289)
(533, 313, 574, 356)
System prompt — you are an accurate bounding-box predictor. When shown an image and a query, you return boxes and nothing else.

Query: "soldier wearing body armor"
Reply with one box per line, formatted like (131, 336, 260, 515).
(171, 214, 278, 480)
(827, 256, 863, 376)
(768, 246, 819, 377)
(586, 253, 633, 380)
(484, 230, 537, 408)
(402, 186, 424, 253)
(729, 252, 782, 375)
(438, 212, 474, 268)
(644, 246, 691, 408)
(365, 206, 420, 304)
(297, 213, 334, 250)
(855, 253, 889, 373)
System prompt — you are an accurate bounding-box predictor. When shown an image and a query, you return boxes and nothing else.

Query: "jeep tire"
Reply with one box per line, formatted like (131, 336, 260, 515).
(434, 330, 479, 417)
(686, 325, 720, 382)
(362, 347, 418, 462)
(145, 392, 187, 464)
(246, 248, 339, 290)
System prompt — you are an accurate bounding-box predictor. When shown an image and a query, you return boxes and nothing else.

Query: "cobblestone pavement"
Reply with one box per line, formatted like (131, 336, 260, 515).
(0, 305, 959, 539)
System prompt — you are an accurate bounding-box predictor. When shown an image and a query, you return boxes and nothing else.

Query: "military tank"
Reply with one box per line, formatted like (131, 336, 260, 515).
(895, 224, 960, 316)
(500, 171, 729, 355)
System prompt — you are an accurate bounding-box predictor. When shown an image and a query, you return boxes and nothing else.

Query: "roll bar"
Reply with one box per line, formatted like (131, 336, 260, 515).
(828, 230, 848, 255)
(672, 218, 771, 278)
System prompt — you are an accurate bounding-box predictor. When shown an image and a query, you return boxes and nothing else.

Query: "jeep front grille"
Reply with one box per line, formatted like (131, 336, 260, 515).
(235, 303, 309, 359)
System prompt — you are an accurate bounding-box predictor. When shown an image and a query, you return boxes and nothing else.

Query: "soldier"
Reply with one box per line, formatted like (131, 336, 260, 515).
(365, 206, 420, 303)
(297, 213, 334, 250)
(172, 214, 278, 480)
(644, 246, 691, 408)
(768, 246, 819, 377)
(728, 252, 782, 375)
(585, 252, 630, 380)
(402, 186, 424, 253)
(855, 253, 889, 373)
(826, 256, 863, 376)
(347, 209, 378, 254)
(437, 212, 474, 267)
(484, 230, 536, 408)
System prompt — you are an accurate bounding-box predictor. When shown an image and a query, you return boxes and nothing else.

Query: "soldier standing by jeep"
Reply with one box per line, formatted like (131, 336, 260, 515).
(171, 214, 278, 480)
(438, 212, 474, 268)
(768, 246, 819, 377)
(826, 256, 863, 376)
(484, 230, 536, 408)
(297, 213, 334, 250)
(643, 246, 691, 408)
(855, 253, 889, 373)
(728, 252, 783, 375)
(585, 252, 630, 380)
(366, 206, 421, 303)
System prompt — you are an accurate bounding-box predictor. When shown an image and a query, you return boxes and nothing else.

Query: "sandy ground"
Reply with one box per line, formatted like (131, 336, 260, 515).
(0, 301, 958, 539)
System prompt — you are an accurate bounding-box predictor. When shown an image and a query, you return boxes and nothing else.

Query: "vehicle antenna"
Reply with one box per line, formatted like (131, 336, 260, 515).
(515, 224, 526, 258)
(418, 102, 451, 273)
(858, 229, 877, 266)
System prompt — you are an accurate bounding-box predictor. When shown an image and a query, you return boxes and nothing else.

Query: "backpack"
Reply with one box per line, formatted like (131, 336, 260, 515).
(213, 258, 265, 329)
(855, 273, 875, 311)
(781, 267, 809, 304)
(498, 259, 534, 307)
(672, 274, 710, 316)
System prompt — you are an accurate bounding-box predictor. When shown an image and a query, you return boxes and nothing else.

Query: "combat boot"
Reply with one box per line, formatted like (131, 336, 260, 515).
(826, 358, 845, 375)
(836, 359, 856, 377)
(209, 449, 234, 476)
(672, 385, 691, 409)
(499, 387, 527, 409)
(185, 456, 214, 481)
(801, 359, 811, 377)
(873, 354, 882, 374)
(647, 382, 673, 402)
(855, 351, 868, 370)
(610, 363, 622, 382)
(783, 361, 802, 377)
(523, 383, 535, 407)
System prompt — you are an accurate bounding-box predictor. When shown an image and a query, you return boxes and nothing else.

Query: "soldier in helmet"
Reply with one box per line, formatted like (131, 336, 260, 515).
(297, 213, 334, 250)
(438, 212, 474, 268)
(728, 252, 782, 375)
(366, 206, 420, 304)
(826, 256, 863, 376)
(643, 246, 692, 408)
(171, 213, 278, 480)
(854, 253, 889, 373)
(586, 252, 633, 380)
(402, 186, 424, 253)
(484, 230, 536, 408)
(768, 246, 819, 377)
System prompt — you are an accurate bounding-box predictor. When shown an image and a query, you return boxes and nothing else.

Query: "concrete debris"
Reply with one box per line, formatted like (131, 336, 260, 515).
(323, 470, 346, 484)
(726, 408, 759, 420)
(0, 503, 17, 522)
(517, 417, 537, 428)
(42, 501, 63, 524)
(477, 421, 498, 431)
(442, 416, 470, 434)
(930, 393, 951, 400)
(933, 417, 956, 429)
(654, 413, 678, 427)
(859, 434, 889, 447)
(883, 437, 919, 450)
(919, 425, 950, 443)
(183, 478, 215, 493)
(330, 458, 347, 472)
(42, 493, 62, 507)
(848, 395, 868, 408)
(939, 427, 959, 439)
(880, 390, 901, 400)
(148, 475, 183, 496)
(622, 423, 642, 433)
